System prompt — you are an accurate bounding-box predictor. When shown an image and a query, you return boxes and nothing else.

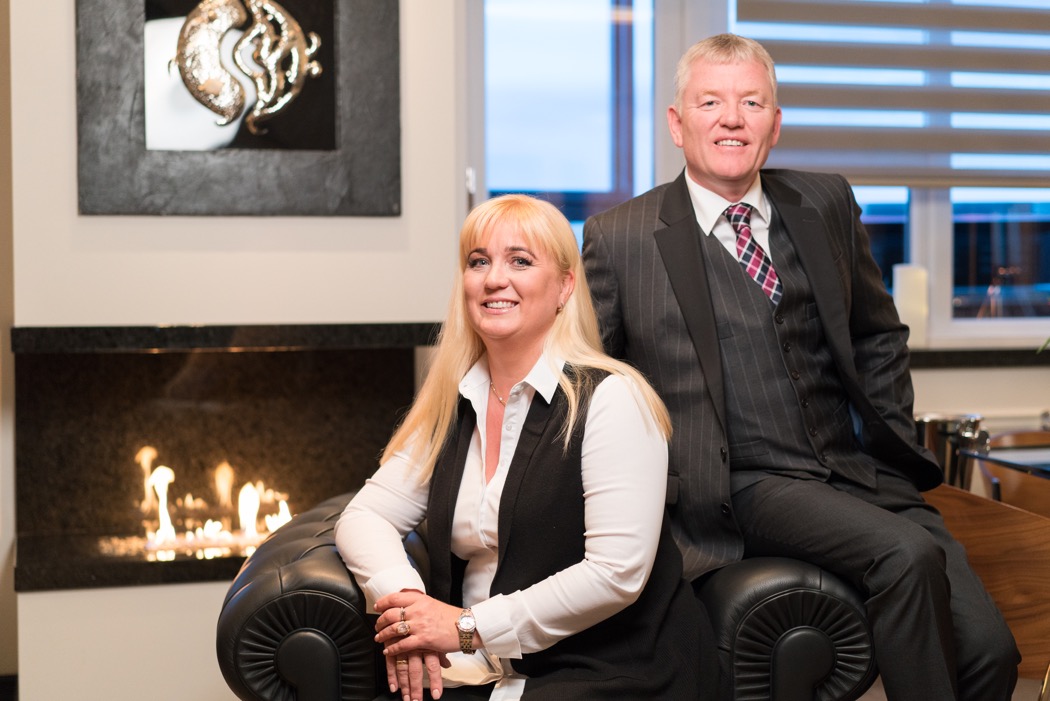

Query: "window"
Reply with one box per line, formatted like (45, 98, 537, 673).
(950, 189, 1050, 320)
(484, 0, 654, 237)
(478, 1, 1050, 346)
(733, 0, 1050, 345)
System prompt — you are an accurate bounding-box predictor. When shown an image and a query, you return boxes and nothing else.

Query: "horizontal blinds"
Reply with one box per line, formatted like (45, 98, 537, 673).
(737, 0, 1050, 187)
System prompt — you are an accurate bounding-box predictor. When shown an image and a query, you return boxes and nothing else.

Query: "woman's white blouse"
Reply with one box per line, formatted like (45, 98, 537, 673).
(334, 355, 668, 697)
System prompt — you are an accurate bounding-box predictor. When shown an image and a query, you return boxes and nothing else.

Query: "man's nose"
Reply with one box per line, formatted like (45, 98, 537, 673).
(720, 104, 743, 126)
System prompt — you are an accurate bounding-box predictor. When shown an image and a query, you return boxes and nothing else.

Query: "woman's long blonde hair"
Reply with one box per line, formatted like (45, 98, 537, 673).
(382, 194, 671, 481)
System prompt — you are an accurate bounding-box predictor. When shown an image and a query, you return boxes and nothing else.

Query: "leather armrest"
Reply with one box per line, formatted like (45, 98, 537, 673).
(217, 492, 380, 701)
(695, 556, 877, 701)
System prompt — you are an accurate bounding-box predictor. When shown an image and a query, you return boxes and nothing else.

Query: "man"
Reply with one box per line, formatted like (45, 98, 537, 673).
(582, 33, 1019, 700)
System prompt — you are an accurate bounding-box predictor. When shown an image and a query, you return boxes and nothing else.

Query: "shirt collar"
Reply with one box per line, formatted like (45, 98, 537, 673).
(460, 352, 564, 405)
(683, 172, 770, 235)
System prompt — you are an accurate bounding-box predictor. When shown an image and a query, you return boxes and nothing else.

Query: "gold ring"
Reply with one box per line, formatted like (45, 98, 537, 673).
(396, 621, 410, 636)
(399, 607, 406, 622)
(396, 659, 408, 666)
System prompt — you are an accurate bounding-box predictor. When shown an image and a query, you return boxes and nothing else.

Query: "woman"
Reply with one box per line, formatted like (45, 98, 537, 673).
(335, 194, 713, 700)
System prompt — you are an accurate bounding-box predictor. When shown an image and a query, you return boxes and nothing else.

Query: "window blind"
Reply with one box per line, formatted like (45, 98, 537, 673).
(736, 0, 1050, 187)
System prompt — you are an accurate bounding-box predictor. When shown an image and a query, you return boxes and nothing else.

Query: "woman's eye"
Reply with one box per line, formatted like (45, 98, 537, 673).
(467, 257, 489, 269)
(511, 256, 533, 268)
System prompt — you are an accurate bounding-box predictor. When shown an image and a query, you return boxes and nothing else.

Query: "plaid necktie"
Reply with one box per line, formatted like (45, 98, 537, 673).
(724, 203, 783, 305)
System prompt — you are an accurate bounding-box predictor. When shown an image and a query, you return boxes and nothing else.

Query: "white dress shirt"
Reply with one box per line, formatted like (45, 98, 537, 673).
(684, 172, 776, 265)
(334, 353, 668, 700)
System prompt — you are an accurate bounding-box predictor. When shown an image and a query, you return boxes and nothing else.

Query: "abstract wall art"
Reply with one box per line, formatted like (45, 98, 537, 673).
(76, 0, 400, 216)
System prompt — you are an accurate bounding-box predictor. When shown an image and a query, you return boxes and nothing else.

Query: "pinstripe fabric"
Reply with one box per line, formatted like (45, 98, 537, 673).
(582, 169, 941, 581)
(702, 209, 881, 490)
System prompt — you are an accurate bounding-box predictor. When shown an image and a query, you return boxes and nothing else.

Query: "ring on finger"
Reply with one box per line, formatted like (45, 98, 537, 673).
(396, 659, 408, 666)
(395, 621, 410, 636)
(399, 607, 406, 623)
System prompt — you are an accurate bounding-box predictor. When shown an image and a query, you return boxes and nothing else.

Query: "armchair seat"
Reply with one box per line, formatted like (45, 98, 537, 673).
(217, 492, 877, 701)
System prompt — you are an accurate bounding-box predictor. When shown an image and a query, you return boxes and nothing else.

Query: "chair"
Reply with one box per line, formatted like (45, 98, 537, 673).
(216, 491, 878, 701)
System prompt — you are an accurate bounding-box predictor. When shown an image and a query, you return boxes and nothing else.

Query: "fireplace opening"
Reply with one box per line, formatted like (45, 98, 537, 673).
(13, 324, 435, 591)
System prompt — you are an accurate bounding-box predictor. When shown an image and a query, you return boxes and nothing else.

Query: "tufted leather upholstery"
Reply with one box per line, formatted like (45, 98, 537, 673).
(217, 492, 877, 700)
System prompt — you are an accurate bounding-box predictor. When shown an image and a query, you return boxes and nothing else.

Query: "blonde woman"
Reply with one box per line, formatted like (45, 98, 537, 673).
(336, 195, 714, 700)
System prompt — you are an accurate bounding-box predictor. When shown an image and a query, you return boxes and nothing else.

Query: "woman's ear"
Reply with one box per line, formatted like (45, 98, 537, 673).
(559, 270, 576, 309)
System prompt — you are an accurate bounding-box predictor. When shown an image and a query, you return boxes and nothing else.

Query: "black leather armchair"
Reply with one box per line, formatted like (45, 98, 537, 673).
(217, 492, 877, 701)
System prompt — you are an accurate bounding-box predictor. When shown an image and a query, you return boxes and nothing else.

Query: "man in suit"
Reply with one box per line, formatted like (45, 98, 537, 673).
(582, 33, 1019, 700)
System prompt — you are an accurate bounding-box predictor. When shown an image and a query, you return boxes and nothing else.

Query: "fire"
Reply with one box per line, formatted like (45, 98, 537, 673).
(131, 446, 294, 560)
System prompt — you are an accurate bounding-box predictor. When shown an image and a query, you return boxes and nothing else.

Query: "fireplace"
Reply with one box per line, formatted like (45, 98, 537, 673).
(12, 323, 437, 592)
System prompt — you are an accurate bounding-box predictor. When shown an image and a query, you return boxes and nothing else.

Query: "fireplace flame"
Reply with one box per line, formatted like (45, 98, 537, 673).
(147, 465, 177, 545)
(136, 446, 160, 513)
(215, 461, 235, 509)
(129, 448, 295, 560)
(238, 482, 260, 539)
(265, 500, 292, 533)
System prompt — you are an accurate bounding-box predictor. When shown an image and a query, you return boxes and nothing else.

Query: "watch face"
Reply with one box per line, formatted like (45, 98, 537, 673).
(458, 612, 477, 632)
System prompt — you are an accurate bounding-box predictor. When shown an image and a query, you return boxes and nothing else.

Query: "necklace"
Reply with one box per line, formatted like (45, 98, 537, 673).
(489, 382, 507, 407)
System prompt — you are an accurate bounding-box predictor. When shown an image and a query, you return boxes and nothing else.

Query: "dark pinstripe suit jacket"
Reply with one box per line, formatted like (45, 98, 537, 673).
(582, 168, 941, 579)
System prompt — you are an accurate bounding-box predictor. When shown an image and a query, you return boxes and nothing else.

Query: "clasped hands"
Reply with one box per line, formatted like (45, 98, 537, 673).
(375, 589, 462, 701)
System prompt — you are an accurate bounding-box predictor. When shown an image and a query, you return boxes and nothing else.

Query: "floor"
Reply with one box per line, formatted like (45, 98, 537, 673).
(858, 676, 1044, 700)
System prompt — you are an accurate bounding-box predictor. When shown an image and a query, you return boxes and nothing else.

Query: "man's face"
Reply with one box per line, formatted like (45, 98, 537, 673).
(667, 58, 782, 202)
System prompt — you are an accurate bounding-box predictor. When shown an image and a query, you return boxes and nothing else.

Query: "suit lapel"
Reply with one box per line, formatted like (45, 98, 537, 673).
(654, 172, 726, 432)
(763, 175, 860, 382)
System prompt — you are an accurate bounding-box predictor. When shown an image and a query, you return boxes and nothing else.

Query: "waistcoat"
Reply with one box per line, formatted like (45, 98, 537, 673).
(425, 369, 705, 698)
(700, 208, 879, 489)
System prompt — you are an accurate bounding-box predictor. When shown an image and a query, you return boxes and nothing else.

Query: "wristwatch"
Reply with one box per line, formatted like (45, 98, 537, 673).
(456, 608, 477, 655)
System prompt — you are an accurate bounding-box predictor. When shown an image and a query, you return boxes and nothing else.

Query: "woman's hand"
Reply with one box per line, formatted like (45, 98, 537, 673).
(375, 590, 468, 655)
(376, 590, 462, 700)
(385, 649, 448, 701)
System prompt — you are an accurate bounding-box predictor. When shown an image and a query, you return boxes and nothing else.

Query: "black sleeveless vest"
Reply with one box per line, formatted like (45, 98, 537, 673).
(426, 368, 708, 698)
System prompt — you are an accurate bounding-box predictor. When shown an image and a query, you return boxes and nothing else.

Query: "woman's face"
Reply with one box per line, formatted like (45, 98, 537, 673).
(463, 221, 573, 358)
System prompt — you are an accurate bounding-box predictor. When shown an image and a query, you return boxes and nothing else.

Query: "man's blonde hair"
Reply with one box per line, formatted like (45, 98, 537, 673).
(674, 33, 778, 110)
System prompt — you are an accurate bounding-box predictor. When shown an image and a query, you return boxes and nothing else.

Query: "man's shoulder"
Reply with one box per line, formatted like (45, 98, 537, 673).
(762, 168, 849, 191)
(587, 181, 675, 226)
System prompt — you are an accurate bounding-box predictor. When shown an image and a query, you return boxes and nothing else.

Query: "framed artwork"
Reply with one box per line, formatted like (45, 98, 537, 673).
(76, 0, 400, 216)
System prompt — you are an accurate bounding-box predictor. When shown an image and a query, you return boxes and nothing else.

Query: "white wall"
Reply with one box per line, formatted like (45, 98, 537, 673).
(11, 3, 463, 327)
(5, 0, 469, 695)
(18, 583, 236, 701)
(913, 366, 1050, 433)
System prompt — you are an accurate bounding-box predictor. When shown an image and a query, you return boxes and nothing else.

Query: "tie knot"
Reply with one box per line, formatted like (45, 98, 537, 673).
(724, 203, 752, 231)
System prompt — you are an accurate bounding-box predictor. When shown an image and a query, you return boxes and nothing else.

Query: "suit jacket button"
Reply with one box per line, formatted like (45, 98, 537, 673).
(720, 502, 731, 516)
(720, 447, 728, 462)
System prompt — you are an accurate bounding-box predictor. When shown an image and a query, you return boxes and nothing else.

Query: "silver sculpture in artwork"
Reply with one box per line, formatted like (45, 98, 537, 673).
(174, 0, 322, 135)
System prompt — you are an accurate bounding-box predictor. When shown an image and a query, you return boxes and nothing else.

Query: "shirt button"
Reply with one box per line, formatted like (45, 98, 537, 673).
(820, 453, 828, 462)
(808, 426, 818, 437)
(790, 370, 801, 380)
(782, 341, 792, 352)
(775, 314, 785, 324)
(801, 398, 810, 408)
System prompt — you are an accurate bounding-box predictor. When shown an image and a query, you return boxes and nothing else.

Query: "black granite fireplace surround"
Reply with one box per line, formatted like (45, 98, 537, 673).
(12, 324, 438, 592)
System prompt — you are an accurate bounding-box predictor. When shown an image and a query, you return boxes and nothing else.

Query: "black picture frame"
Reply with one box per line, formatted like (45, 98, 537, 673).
(76, 0, 400, 216)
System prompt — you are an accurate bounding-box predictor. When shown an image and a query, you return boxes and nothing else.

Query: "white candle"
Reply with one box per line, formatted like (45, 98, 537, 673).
(892, 264, 929, 348)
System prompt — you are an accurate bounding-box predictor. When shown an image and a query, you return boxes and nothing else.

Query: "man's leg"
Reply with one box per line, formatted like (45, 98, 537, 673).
(837, 470, 1019, 701)
(731, 473, 965, 700)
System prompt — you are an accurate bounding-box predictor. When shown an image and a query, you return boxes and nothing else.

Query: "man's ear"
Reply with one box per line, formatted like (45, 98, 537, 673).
(667, 105, 684, 148)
